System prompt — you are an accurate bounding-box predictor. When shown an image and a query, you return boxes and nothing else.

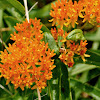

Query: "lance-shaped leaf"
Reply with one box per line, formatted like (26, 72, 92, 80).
(48, 59, 61, 100)
(70, 78, 100, 99)
(70, 63, 99, 76)
(61, 61, 72, 100)
(41, 22, 50, 33)
(74, 50, 100, 67)
(86, 50, 100, 66)
(43, 32, 59, 54)
(48, 59, 72, 100)
(58, 36, 63, 48)
(0, 0, 25, 15)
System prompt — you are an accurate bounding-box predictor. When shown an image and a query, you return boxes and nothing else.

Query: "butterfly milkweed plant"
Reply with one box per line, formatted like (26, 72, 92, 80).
(0, 0, 100, 100)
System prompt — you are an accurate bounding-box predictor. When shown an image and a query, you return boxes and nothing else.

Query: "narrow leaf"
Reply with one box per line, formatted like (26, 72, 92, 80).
(70, 78, 100, 99)
(70, 63, 98, 76)
(86, 50, 100, 66)
(48, 59, 61, 100)
(43, 32, 59, 54)
(0, 0, 25, 15)
(61, 61, 72, 100)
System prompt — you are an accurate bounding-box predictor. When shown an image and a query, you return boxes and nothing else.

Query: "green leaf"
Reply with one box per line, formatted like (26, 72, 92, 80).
(48, 59, 61, 100)
(4, 16, 20, 30)
(73, 68, 100, 99)
(0, 9, 3, 28)
(70, 78, 100, 99)
(70, 63, 98, 76)
(12, 91, 23, 100)
(74, 50, 100, 67)
(6, 8, 23, 22)
(95, 77, 100, 89)
(48, 59, 72, 100)
(0, 0, 25, 15)
(86, 50, 100, 66)
(58, 36, 63, 48)
(41, 22, 50, 33)
(61, 61, 72, 100)
(84, 68, 100, 83)
(67, 29, 85, 41)
(0, 9, 3, 50)
(43, 32, 59, 54)
(3, 16, 20, 42)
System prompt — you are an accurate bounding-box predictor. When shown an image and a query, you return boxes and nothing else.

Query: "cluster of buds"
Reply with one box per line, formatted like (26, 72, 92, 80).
(0, 18, 56, 91)
(49, 0, 100, 28)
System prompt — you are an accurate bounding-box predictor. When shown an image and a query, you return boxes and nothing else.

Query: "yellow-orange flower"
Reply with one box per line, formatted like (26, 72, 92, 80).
(51, 28, 64, 40)
(49, 0, 83, 28)
(59, 39, 90, 67)
(49, 0, 100, 28)
(0, 18, 56, 92)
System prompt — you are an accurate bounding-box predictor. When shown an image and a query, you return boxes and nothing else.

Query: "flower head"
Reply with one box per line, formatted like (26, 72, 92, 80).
(49, 0, 100, 28)
(0, 18, 56, 91)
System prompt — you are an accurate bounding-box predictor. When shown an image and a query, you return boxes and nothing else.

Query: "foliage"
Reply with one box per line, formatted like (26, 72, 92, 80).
(0, 0, 100, 100)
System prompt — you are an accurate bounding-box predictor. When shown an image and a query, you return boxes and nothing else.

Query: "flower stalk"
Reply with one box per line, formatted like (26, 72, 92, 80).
(23, 0, 29, 22)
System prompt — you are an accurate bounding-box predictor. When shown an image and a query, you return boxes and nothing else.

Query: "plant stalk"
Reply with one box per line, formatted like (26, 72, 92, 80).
(37, 88, 41, 100)
(23, 0, 29, 22)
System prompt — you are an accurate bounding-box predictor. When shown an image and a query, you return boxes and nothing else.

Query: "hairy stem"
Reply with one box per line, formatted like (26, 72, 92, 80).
(37, 88, 41, 100)
(0, 84, 13, 96)
(23, 0, 29, 22)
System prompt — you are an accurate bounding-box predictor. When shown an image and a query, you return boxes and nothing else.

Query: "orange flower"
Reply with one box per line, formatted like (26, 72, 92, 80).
(49, 0, 83, 28)
(58, 31, 90, 67)
(0, 18, 56, 92)
(79, 0, 100, 26)
(50, 0, 100, 28)
(51, 27, 68, 42)
(76, 40, 90, 62)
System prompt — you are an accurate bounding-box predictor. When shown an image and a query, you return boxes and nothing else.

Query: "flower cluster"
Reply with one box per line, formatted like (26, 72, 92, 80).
(49, 0, 100, 28)
(51, 28, 64, 40)
(51, 28, 90, 67)
(0, 18, 56, 91)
